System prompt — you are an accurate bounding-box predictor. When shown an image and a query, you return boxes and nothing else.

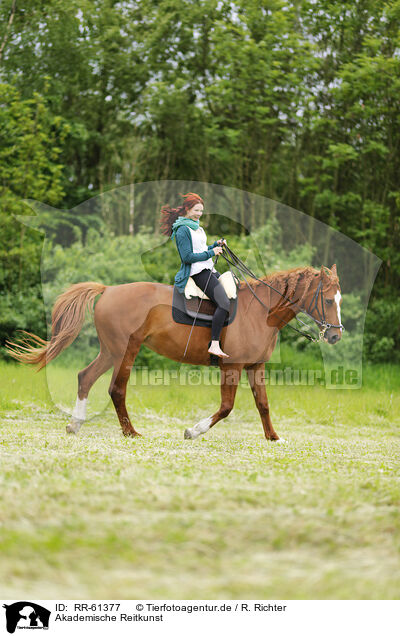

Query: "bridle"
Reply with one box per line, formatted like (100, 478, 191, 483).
(304, 278, 344, 340)
(220, 244, 344, 343)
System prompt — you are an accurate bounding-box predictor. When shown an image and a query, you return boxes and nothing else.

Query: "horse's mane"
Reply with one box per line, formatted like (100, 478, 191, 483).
(238, 265, 321, 305)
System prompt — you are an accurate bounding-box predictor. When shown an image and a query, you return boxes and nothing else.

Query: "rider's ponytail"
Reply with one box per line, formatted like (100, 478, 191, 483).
(160, 192, 204, 236)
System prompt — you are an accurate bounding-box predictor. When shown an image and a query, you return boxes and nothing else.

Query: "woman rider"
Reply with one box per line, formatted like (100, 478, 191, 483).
(160, 192, 230, 358)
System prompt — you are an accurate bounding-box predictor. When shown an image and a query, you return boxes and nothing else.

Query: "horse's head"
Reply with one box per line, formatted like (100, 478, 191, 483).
(304, 264, 343, 345)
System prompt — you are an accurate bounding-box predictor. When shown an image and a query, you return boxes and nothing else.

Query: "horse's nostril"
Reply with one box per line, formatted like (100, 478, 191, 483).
(330, 334, 339, 344)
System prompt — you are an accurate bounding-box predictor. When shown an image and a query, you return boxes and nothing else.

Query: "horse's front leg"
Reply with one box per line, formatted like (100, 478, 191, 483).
(246, 362, 280, 441)
(184, 364, 243, 439)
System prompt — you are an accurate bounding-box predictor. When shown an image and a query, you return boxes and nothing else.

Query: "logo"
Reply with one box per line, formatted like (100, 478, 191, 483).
(2, 603, 51, 634)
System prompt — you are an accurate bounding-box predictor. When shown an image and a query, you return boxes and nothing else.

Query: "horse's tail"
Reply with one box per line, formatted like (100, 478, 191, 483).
(7, 282, 107, 369)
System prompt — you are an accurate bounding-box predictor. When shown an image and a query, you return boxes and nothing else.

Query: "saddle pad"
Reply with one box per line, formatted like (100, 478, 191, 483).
(172, 285, 238, 327)
(184, 270, 239, 300)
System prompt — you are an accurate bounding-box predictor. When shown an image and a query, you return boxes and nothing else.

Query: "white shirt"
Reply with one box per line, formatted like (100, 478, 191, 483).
(188, 227, 216, 276)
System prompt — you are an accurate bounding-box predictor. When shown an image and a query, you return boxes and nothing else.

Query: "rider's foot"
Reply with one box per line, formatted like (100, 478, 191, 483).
(208, 341, 229, 358)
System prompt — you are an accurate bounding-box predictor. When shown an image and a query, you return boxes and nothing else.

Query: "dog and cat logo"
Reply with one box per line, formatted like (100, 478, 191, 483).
(2, 603, 50, 633)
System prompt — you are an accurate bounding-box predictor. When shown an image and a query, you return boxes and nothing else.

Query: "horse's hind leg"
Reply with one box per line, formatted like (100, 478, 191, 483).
(66, 348, 112, 434)
(184, 364, 243, 439)
(109, 334, 143, 438)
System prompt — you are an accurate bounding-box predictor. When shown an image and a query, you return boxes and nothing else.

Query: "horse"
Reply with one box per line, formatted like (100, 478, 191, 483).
(7, 264, 343, 441)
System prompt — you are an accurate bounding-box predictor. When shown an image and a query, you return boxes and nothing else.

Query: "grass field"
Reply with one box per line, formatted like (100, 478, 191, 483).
(0, 358, 399, 599)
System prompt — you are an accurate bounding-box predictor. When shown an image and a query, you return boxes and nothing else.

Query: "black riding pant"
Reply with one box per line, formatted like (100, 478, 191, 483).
(191, 269, 230, 341)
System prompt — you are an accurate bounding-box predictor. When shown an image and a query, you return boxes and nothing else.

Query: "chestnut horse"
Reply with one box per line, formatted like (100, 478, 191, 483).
(8, 264, 342, 441)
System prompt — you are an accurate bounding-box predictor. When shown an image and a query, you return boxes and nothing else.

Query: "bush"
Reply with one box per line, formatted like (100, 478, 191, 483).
(364, 298, 400, 364)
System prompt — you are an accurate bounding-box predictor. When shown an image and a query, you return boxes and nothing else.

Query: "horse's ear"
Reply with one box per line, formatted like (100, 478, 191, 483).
(331, 264, 337, 276)
(320, 265, 329, 280)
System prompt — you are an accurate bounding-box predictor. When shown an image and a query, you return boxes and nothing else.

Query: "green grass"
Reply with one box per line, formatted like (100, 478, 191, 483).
(0, 359, 399, 599)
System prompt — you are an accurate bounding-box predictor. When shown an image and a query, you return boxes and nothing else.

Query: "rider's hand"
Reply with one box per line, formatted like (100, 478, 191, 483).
(217, 238, 227, 246)
(213, 246, 223, 255)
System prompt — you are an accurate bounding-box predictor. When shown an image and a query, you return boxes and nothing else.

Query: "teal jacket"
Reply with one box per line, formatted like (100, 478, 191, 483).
(173, 225, 218, 293)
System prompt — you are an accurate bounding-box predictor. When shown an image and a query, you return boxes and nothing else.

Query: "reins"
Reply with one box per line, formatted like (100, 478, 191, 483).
(219, 244, 344, 343)
(180, 241, 344, 361)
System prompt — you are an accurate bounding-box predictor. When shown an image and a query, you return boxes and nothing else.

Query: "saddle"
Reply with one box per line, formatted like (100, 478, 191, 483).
(172, 271, 239, 328)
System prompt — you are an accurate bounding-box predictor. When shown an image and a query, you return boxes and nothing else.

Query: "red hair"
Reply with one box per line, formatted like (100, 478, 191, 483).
(160, 192, 204, 236)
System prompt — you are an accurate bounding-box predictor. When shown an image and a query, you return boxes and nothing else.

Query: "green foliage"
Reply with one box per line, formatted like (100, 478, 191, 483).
(364, 298, 400, 363)
(0, 83, 65, 354)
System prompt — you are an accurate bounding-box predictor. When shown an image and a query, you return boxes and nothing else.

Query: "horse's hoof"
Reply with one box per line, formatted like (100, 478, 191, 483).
(123, 430, 142, 438)
(184, 428, 194, 439)
(273, 437, 287, 444)
(66, 417, 83, 435)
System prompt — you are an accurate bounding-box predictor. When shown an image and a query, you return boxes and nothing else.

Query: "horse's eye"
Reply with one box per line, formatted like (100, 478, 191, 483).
(325, 299, 333, 305)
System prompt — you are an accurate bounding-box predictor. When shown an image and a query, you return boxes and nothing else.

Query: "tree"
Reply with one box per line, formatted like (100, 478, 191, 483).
(0, 83, 65, 349)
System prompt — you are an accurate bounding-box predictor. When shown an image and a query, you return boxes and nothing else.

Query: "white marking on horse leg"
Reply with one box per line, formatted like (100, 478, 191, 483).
(66, 397, 87, 434)
(334, 290, 342, 331)
(73, 396, 87, 420)
(184, 415, 213, 440)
